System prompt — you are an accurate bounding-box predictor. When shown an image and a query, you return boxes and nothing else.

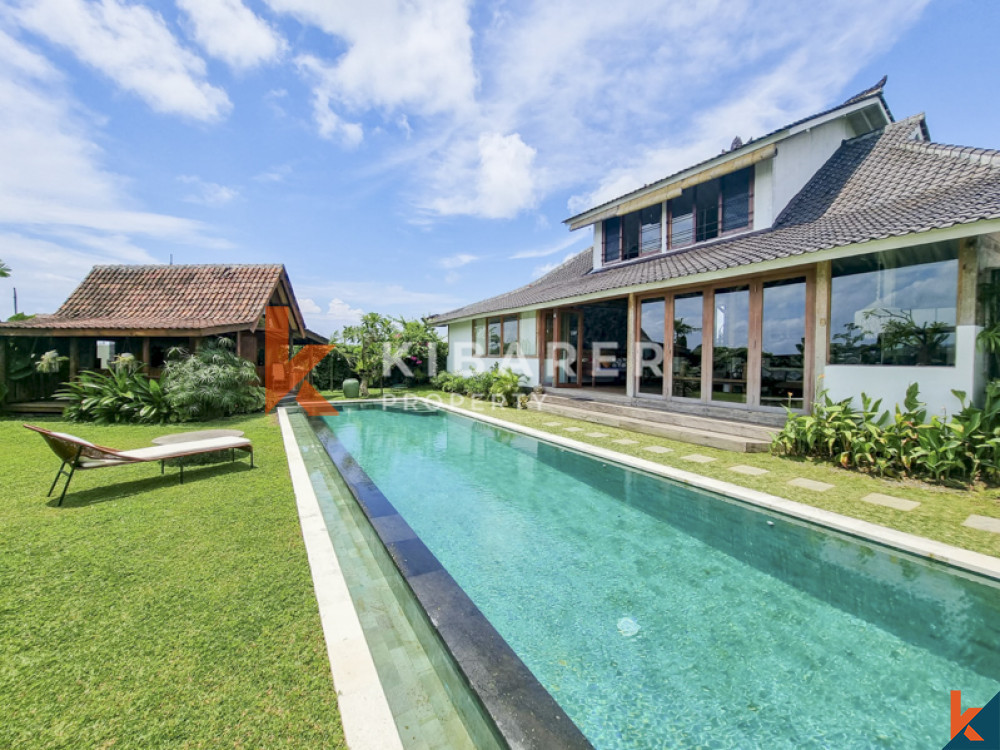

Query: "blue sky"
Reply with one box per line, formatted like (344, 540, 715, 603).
(0, 0, 997, 336)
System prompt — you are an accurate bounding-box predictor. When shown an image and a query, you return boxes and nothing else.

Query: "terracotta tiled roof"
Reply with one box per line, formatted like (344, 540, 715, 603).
(0, 264, 286, 331)
(431, 115, 1000, 324)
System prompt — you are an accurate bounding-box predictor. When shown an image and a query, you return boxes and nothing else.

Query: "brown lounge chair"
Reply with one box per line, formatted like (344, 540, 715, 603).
(24, 424, 254, 505)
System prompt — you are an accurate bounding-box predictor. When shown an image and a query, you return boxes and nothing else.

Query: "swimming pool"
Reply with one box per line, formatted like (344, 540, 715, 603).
(312, 401, 999, 748)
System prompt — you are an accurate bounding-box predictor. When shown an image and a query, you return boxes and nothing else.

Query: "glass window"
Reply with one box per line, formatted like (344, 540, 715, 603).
(670, 190, 694, 247)
(830, 242, 958, 366)
(487, 318, 502, 356)
(603, 217, 621, 263)
(473, 320, 486, 356)
(503, 316, 519, 355)
(695, 180, 720, 243)
(712, 286, 749, 403)
(640, 205, 662, 255)
(671, 292, 703, 399)
(760, 278, 806, 409)
(622, 211, 640, 260)
(518, 313, 537, 357)
(722, 168, 751, 232)
(639, 298, 665, 395)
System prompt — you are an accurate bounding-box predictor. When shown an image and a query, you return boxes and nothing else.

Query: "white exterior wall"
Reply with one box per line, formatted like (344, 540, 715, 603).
(823, 325, 980, 419)
(445, 315, 540, 386)
(592, 223, 603, 270)
(768, 118, 854, 224)
(752, 159, 774, 231)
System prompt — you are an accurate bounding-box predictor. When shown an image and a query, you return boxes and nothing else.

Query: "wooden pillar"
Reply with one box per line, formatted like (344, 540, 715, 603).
(811, 261, 832, 409)
(0, 338, 7, 397)
(625, 293, 637, 398)
(69, 338, 79, 380)
(956, 236, 979, 328)
(141, 337, 151, 368)
(746, 280, 763, 408)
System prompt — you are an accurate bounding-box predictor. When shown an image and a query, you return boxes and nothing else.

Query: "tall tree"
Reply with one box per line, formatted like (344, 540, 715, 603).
(339, 313, 397, 397)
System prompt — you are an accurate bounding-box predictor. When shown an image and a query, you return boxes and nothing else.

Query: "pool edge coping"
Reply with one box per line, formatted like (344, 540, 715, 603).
(415, 397, 1000, 582)
(307, 413, 594, 750)
(277, 407, 405, 750)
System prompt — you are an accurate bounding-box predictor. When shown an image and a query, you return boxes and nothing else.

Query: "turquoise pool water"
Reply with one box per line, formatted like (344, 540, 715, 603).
(322, 404, 999, 749)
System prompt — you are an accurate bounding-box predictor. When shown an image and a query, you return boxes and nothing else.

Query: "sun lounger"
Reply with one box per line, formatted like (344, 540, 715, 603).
(24, 424, 254, 505)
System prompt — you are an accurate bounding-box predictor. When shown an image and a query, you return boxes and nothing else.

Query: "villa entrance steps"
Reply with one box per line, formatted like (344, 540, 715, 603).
(528, 393, 782, 453)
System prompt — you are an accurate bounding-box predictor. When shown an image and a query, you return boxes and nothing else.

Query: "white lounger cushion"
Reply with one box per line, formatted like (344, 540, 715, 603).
(118, 436, 251, 461)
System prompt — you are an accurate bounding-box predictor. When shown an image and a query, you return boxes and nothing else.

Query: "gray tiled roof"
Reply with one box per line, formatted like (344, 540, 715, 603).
(430, 114, 1000, 324)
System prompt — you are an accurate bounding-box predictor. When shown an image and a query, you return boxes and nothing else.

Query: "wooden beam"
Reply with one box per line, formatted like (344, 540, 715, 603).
(69, 338, 79, 380)
(812, 261, 832, 410)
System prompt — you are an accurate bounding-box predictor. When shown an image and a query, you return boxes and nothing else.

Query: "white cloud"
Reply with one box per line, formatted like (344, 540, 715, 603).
(0, 30, 232, 314)
(298, 297, 322, 314)
(177, 0, 285, 71)
(438, 253, 478, 269)
(296, 56, 364, 146)
(327, 297, 363, 322)
(17, 0, 231, 121)
(178, 175, 239, 206)
(269, 0, 476, 121)
(510, 232, 589, 259)
(426, 132, 538, 219)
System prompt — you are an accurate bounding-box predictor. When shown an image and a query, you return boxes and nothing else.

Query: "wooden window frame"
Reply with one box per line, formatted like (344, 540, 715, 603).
(632, 265, 814, 412)
(476, 314, 520, 357)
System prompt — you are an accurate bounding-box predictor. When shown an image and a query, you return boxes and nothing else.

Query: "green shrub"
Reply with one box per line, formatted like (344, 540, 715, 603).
(161, 338, 264, 421)
(773, 382, 1000, 485)
(57, 356, 172, 424)
(489, 368, 527, 407)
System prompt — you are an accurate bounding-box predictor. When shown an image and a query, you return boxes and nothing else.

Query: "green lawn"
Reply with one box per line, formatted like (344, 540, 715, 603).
(323, 388, 1000, 559)
(0, 415, 344, 749)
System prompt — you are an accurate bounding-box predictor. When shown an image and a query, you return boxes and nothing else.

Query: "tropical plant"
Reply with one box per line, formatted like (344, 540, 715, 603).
(57, 363, 172, 424)
(488, 367, 527, 406)
(774, 382, 1000, 485)
(35, 349, 69, 374)
(430, 371, 467, 393)
(977, 274, 1000, 380)
(0, 259, 9, 278)
(396, 316, 447, 383)
(161, 338, 264, 421)
(337, 313, 396, 397)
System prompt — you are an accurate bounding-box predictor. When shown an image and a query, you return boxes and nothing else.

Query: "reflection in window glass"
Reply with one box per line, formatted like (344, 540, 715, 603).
(487, 318, 502, 356)
(639, 298, 664, 395)
(473, 320, 486, 357)
(623, 211, 641, 260)
(712, 286, 749, 403)
(722, 169, 751, 232)
(503, 316, 518, 355)
(830, 243, 958, 366)
(603, 217, 621, 262)
(760, 278, 805, 409)
(695, 180, 720, 243)
(640, 205, 661, 255)
(671, 292, 702, 398)
(670, 191, 694, 247)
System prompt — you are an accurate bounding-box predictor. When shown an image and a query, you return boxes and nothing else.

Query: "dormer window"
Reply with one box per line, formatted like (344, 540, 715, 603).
(601, 166, 753, 265)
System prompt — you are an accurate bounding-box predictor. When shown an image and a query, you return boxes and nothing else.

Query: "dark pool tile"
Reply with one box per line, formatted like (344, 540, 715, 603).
(388, 538, 444, 578)
(371, 514, 419, 544)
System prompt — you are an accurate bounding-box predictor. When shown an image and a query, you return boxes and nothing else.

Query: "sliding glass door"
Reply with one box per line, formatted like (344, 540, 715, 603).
(635, 272, 811, 410)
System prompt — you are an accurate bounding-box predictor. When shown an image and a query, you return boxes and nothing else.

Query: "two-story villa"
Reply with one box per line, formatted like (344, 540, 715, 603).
(430, 79, 1000, 423)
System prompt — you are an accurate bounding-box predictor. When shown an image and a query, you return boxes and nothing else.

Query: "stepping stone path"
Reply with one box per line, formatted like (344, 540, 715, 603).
(564, 426, 583, 433)
(681, 454, 716, 463)
(788, 477, 834, 492)
(861, 493, 920, 512)
(585, 432, 609, 438)
(728, 465, 768, 476)
(611, 438, 639, 445)
(963, 515, 1000, 534)
(543, 421, 562, 427)
(643, 446, 673, 454)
